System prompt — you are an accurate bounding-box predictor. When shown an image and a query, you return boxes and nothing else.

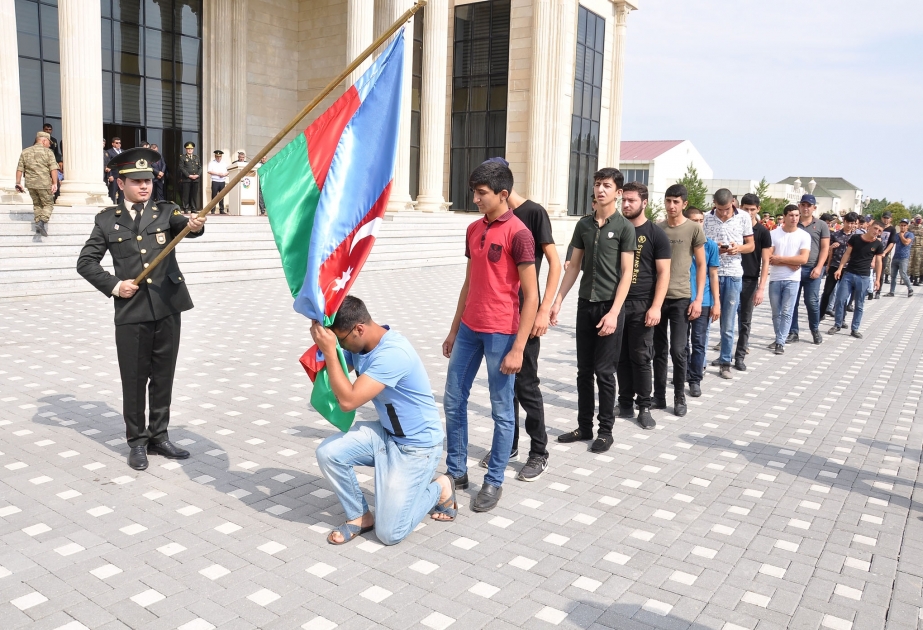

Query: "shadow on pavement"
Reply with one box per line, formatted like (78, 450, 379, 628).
(568, 600, 717, 629)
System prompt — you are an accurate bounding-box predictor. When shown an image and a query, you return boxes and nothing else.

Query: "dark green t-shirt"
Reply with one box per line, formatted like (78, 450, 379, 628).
(569, 212, 636, 302)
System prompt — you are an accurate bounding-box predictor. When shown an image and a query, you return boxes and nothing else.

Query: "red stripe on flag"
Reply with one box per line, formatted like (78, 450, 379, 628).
(318, 182, 392, 317)
(305, 86, 362, 190)
(299, 344, 324, 383)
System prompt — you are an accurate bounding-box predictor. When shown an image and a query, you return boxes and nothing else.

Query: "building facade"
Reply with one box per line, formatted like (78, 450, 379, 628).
(618, 139, 713, 208)
(1, 0, 639, 215)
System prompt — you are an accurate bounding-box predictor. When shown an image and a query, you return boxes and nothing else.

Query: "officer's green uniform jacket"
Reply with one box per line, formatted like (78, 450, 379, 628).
(76, 200, 203, 325)
(179, 154, 201, 181)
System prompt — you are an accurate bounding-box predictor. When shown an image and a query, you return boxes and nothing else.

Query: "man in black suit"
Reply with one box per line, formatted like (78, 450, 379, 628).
(105, 137, 124, 204)
(150, 143, 168, 201)
(77, 147, 207, 471)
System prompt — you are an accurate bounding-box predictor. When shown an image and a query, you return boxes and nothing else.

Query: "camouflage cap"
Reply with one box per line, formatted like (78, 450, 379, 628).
(36, 131, 51, 140)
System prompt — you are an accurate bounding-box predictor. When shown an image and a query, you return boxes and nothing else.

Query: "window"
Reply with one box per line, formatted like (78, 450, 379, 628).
(566, 6, 605, 216)
(621, 168, 649, 186)
(409, 8, 424, 199)
(16, 0, 61, 147)
(449, 0, 510, 211)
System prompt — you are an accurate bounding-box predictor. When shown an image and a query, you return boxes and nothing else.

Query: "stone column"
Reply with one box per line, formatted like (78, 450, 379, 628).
(203, 1, 231, 158)
(415, 0, 449, 212)
(56, 0, 109, 205)
(386, 0, 415, 212)
(230, 0, 248, 155)
(347, 0, 374, 86)
(526, 0, 553, 206)
(0, 0, 21, 194)
(605, 1, 632, 169)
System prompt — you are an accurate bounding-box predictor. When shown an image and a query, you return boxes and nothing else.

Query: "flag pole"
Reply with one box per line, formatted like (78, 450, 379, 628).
(133, 0, 427, 286)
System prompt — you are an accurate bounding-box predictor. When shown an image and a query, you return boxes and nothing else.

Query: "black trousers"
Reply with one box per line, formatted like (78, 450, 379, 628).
(576, 299, 624, 437)
(180, 180, 200, 212)
(616, 299, 655, 409)
(115, 313, 181, 448)
(819, 270, 838, 316)
(735, 277, 759, 362)
(107, 178, 123, 204)
(153, 178, 166, 201)
(211, 181, 226, 212)
(512, 335, 548, 458)
(653, 298, 690, 399)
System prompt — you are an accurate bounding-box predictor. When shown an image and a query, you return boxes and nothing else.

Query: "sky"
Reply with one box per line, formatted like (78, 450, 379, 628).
(621, 0, 923, 206)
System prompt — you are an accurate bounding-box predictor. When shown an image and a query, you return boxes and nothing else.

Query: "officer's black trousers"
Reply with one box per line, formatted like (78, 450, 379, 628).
(180, 180, 200, 211)
(116, 313, 181, 448)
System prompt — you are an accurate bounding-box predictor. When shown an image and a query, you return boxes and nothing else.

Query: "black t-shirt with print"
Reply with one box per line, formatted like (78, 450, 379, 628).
(627, 220, 672, 302)
(845, 234, 884, 276)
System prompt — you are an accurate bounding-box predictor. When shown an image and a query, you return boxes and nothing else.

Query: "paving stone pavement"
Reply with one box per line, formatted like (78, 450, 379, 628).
(2, 263, 923, 630)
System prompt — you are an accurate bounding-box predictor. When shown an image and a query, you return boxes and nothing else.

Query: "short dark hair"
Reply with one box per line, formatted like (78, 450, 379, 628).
(782, 204, 799, 215)
(740, 193, 760, 207)
(664, 183, 688, 201)
(593, 167, 624, 189)
(111, 136, 121, 142)
(469, 161, 513, 195)
(685, 207, 704, 219)
(843, 211, 860, 222)
(872, 220, 885, 229)
(621, 181, 648, 202)
(43, 122, 52, 129)
(330, 295, 372, 332)
(713, 188, 734, 206)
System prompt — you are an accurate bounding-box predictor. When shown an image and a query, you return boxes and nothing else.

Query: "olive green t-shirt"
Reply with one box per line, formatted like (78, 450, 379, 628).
(569, 212, 636, 302)
(658, 218, 706, 300)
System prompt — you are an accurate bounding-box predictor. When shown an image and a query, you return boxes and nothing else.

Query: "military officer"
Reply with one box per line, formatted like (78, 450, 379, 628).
(14, 131, 58, 237)
(178, 141, 202, 214)
(910, 215, 923, 285)
(76, 147, 207, 471)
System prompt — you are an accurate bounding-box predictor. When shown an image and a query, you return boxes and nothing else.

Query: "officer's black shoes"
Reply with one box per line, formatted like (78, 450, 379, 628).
(128, 445, 149, 470)
(472, 482, 502, 512)
(147, 440, 190, 459)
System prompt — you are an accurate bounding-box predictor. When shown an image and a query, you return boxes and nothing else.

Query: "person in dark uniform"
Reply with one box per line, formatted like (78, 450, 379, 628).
(105, 137, 124, 204)
(150, 144, 168, 201)
(76, 147, 207, 471)
(178, 141, 202, 214)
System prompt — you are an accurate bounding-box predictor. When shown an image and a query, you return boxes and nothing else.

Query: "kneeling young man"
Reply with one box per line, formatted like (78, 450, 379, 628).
(312, 296, 455, 546)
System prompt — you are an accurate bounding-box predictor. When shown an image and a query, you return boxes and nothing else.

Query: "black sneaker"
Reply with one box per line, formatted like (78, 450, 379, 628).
(786, 332, 799, 344)
(846, 304, 854, 312)
(637, 408, 655, 430)
(767, 341, 778, 351)
(689, 382, 702, 397)
(451, 472, 469, 490)
(874, 291, 881, 299)
(909, 290, 914, 297)
(851, 330, 863, 339)
(652, 397, 667, 410)
(811, 330, 823, 345)
(710, 358, 722, 367)
(774, 344, 784, 355)
(674, 395, 687, 417)
(517, 455, 548, 482)
(557, 429, 592, 443)
(590, 435, 614, 453)
(884, 293, 895, 297)
(828, 325, 841, 335)
(479, 448, 519, 469)
(617, 405, 634, 419)
(733, 359, 746, 371)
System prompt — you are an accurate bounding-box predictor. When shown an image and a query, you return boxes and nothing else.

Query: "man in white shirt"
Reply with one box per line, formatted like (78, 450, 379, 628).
(767, 205, 811, 355)
(207, 149, 229, 215)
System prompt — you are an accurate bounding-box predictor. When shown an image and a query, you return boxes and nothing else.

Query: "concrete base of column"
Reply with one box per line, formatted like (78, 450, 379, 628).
(0, 186, 29, 205)
(414, 194, 449, 213)
(386, 194, 416, 212)
(56, 180, 111, 207)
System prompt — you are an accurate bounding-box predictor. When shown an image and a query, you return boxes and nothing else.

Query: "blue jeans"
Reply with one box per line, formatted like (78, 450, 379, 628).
(316, 422, 441, 545)
(685, 305, 711, 384)
(444, 322, 516, 488)
(891, 258, 910, 293)
(790, 266, 823, 334)
(768, 280, 800, 345)
(717, 276, 742, 364)
(834, 271, 870, 331)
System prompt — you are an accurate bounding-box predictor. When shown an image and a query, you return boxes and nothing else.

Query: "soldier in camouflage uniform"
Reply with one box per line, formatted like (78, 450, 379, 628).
(910, 215, 923, 285)
(178, 141, 202, 214)
(15, 131, 59, 237)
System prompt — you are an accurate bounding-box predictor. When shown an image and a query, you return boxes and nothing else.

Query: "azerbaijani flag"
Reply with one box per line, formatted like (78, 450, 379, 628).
(260, 30, 405, 431)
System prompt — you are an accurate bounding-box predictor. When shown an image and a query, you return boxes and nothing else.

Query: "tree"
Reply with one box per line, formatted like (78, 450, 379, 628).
(881, 201, 910, 222)
(676, 163, 708, 211)
(761, 197, 789, 218)
(645, 199, 664, 222)
(864, 198, 889, 218)
(755, 177, 771, 205)
(909, 203, 922, 216)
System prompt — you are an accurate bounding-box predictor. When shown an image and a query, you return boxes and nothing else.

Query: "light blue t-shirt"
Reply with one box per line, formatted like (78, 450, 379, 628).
(690, 239, 720, 307)
(343, 329, 444, 447)
(894, 231, 914, 261)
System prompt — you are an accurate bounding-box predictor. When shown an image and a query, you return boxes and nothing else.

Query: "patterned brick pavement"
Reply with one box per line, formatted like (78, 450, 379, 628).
(1, 264, 922, 630)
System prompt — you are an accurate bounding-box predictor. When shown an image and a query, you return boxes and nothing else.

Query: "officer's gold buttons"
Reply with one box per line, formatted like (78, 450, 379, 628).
(140, 249, 147, 254)
(143, 263, 150, 268)
(118, 237, 122, 242)
(156, 228, 161, 232)
(146, 278, 152, 284)
(136, 235, 142, 241)
(178, 277, 182, 281)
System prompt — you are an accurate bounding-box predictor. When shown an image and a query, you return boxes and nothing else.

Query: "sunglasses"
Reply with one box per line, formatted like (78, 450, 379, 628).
(335, 325, 357, 345)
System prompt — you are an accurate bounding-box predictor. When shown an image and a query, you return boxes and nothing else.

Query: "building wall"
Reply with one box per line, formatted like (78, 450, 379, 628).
(643, 140, 712, 206)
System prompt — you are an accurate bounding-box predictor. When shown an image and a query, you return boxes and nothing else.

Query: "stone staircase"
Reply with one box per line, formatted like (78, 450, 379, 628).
(0, 204, 475, 300)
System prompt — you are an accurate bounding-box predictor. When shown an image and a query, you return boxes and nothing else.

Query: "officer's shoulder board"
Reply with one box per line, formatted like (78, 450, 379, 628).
(155, 200, 181, 215)
(98, 205, 118, 215)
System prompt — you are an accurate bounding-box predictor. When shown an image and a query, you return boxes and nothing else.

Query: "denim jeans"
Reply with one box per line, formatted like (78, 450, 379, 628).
(834, 271, 870, 331)
(576, 299, 624, 437)
(653, 298, 690, 399)
(891, 258, 910, 294)
(316, 422, 441, 546)
(790, 266, 823, 334)
(768, 280, 799, 345)
(717, 276, 742, 364)
(685, 305, 711, 385)
(444, 322, 516, 488)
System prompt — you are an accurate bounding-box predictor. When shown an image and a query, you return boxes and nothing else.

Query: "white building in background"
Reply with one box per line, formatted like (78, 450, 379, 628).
(618, 140, 712, 207)
(703, 179, 799, 207)
(776, 177, 863, 216)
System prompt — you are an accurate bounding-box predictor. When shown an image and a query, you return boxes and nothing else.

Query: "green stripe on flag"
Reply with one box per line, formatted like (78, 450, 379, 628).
(261, 133, 320, 297)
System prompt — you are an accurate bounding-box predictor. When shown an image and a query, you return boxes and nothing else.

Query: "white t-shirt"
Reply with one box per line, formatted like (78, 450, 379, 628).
(769, 227, 812, 282)
(208, 159, 229, 183)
